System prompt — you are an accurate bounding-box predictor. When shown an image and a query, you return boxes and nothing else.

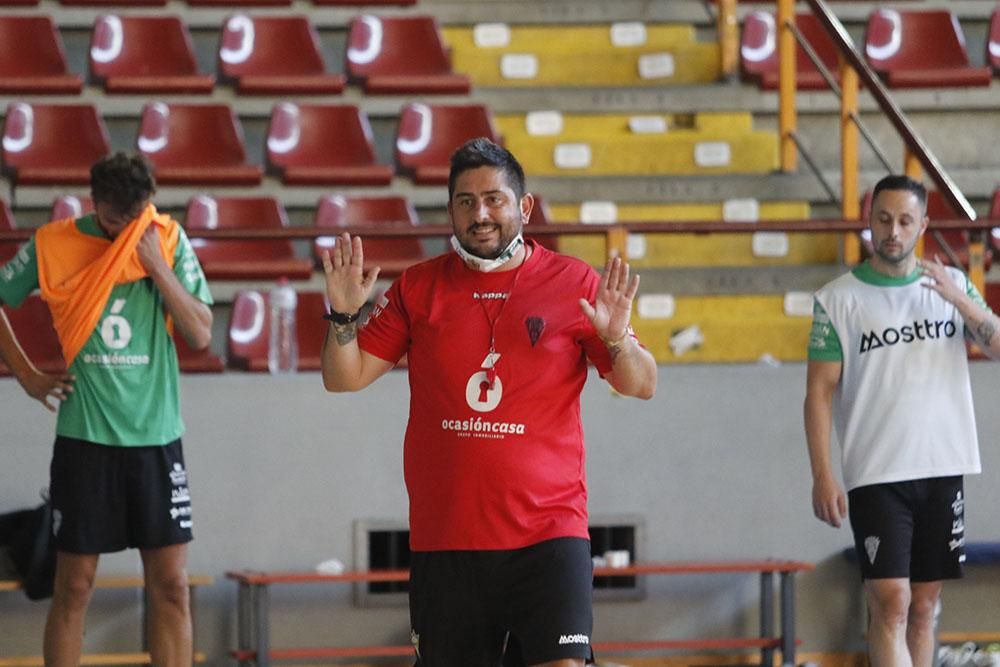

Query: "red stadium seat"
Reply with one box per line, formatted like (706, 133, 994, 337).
(345, 15, 470, 94)
(315, 0, 414, 5)
(227, 289, 328, 371)
(62, 0, 165, 8)
(0, 197, 19, 265)
(861, 189, 992, 271)
(395, 103, 500, 185)
(314, 195, 424, 277)
(190, 0, 289, 7)
(525, 193, 558, 252)
(0, 17, 83, 94)
(0, 0, 39, 6)
(989, 7, 1000, 76)
(986, 282, 1000, 315)
(988, 188, 1000, 256)
(173, 329, 224, 373)
(50, 195, 94, 221)
(864, 9, 991, 88)
(137, 103, 262, 185)
(1, 103, 110, 186)
(266, 103, 393, 186)
(218, 15, 345, 95)
(740, 11, 840, 90)
(89, 15, 214, 94)
(184, 194, 312, 280)
(0, 295, 65, 376)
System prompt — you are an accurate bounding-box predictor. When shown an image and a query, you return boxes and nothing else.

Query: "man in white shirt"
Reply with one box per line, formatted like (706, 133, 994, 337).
(804, 174, 1000, 667)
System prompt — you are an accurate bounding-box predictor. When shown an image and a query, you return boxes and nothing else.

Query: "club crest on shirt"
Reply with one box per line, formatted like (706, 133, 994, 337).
(526, 316, 545, 346)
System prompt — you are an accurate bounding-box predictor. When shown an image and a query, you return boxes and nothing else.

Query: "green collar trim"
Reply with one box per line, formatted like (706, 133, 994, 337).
(852, 260, 922, 286)
(75, 214, 108, 239)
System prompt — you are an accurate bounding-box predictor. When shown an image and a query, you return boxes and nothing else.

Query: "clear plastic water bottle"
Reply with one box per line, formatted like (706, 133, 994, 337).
(268, 278, 298, 374)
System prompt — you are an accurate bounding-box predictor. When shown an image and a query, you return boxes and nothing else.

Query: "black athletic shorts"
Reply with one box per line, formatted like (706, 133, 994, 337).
(848, 476, 965, 582)
(409, 537, 594, 667)
(49, 436, 194, 554)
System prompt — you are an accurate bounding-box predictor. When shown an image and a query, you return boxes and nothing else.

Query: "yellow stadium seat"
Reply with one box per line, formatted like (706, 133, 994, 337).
(441, 24, 720, 86)
(547, 201, 837, 268)
(630, 294, 812, 363)
(494, 113, 778, 176)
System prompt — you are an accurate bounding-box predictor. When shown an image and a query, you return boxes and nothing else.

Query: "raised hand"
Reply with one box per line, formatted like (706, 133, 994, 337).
(136, 225, 167, 274)
(322, 233, 381, 315)
(579, 256, 639, 341)
(19, 369, 74, 413)
(919, 256, 964, 305)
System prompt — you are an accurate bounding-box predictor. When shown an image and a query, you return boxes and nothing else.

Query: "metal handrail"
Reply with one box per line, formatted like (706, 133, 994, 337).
(1, 219, 995, 243)
(802, 0, 976, 223)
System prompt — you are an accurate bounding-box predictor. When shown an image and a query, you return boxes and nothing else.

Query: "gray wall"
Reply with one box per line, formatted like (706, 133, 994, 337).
(2, 363, 999, 663)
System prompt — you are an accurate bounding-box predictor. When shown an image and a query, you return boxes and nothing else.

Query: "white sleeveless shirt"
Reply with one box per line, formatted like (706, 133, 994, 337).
(811, 262, 982, 491)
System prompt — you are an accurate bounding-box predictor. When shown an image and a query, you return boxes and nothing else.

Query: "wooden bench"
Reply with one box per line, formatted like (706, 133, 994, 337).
(0, 575, 213, 666)
(227, 559, 813, 667)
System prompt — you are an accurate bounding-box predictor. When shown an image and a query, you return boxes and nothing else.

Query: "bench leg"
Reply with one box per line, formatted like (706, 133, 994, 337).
(254, 584, 270, 667)
(780, 571, 795, 666)
(760, 571, 774, 667)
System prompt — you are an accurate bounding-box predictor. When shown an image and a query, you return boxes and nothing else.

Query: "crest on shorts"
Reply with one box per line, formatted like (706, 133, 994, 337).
(864, 536, 880, 565)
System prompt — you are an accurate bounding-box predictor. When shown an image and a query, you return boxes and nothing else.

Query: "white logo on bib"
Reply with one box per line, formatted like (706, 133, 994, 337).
(100, 298, 132, 350)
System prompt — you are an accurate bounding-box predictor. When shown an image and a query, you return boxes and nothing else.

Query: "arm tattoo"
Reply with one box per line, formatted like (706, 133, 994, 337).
(333, 322, 358, 346)
(975, 318, 997, 347)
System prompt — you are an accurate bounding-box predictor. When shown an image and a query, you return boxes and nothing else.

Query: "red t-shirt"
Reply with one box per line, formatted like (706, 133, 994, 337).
(358, 243, 616, 551)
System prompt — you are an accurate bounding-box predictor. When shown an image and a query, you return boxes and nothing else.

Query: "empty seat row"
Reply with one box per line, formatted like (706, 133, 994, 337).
(494, 111, 779, 176)
(2, 194, 430, 281)
(0, 15, 466, 96)
(0, 289, 335, 375)
(1, 102, 498, 187)
(742, 8, 999, 90)
(440, 22, 721, 86)
(0, 0, 414, 7)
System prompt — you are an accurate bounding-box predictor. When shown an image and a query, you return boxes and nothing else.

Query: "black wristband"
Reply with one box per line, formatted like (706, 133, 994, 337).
(323, 308, 362, 325)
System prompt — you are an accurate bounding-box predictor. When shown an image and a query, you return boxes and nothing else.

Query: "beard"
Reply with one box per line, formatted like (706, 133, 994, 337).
(458, 223, 518, 259)
(874, 238, 916, 265)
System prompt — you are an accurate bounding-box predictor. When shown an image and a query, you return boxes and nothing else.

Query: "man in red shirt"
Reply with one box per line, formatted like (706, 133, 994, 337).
(320, 138, 657, 667)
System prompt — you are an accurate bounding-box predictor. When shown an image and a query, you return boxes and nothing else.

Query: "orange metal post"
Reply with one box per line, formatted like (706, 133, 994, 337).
(606, 227, 628, 262)
(903, 148, 923, 181)
(778, 0, 797, 172)
(903, 149, 926, 257)
(968, 235, 986, 295)
(840, 60, 861, 265)
(718, 0, 739, 79)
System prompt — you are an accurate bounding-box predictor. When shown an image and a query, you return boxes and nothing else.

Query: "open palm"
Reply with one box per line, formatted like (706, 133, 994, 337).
(579, 257, 639, 340)
(321, 233, 381, 314)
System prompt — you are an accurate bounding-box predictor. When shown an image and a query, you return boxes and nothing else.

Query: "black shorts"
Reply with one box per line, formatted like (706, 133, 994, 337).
(49, 436, 194, 554)
(409, 537, 594, 667)
(848, 476, 965, 582)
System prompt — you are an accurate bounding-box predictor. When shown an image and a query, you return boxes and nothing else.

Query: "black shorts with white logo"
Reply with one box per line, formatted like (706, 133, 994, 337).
(409, 537, 594, 667)
(848, 476, 965, 582)
(49, 436, 194, 554)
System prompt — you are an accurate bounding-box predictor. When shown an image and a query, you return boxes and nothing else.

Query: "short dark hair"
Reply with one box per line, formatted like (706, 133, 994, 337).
(90, 152, 156, 214)
(448, 138, 526, 201)
(871, 174, 927, 217)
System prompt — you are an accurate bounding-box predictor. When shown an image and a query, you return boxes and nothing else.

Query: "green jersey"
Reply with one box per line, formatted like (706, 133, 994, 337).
(0, 215, 213, 446)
